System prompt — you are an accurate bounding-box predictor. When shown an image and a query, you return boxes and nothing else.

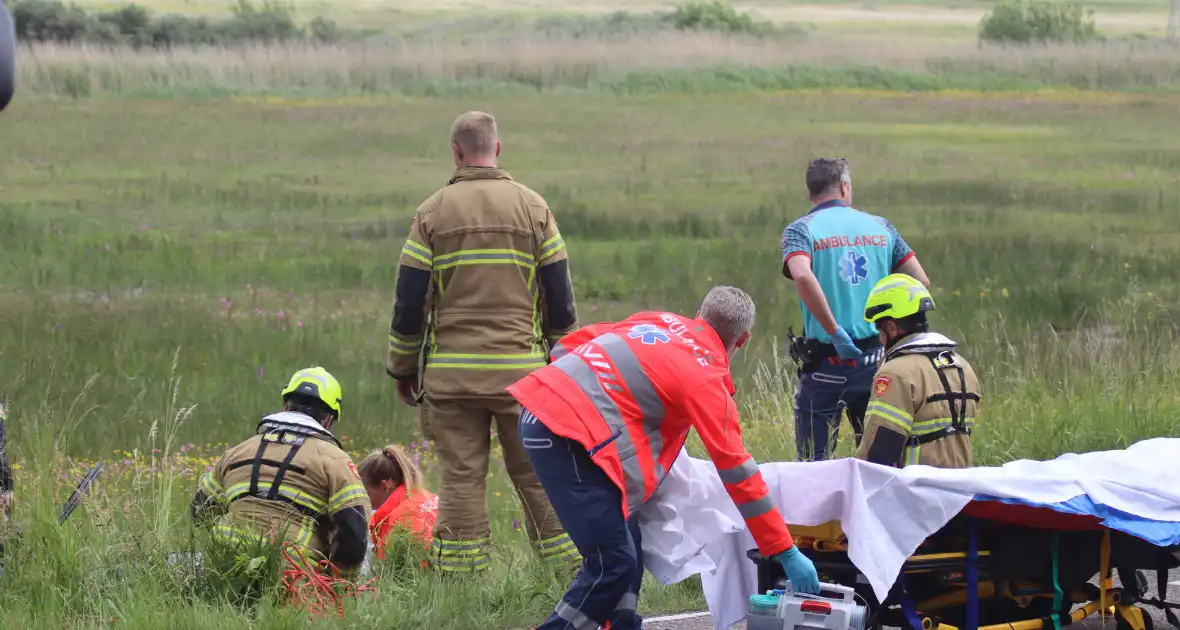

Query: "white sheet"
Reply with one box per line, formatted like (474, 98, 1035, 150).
(636, 438, 1180, 630)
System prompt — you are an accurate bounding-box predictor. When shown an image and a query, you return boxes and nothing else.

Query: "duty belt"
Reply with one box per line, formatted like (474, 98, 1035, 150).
(787, 326, 884, 372)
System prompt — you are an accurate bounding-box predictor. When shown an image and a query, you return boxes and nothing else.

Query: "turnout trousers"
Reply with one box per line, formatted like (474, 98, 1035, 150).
(421, 395, 579, 572)
(793, 357, 879, 462)
(519, 408, 644, 630)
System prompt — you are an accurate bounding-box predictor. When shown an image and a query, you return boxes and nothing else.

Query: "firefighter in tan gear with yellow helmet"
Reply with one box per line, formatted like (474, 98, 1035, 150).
(191, 367, 371, 578)
(855, 274, 981, 469)
(385, 111, 581, 573)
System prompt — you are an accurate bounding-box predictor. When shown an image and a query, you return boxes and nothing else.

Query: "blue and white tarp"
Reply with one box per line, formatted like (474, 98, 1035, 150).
(636, 438, 1180, 630)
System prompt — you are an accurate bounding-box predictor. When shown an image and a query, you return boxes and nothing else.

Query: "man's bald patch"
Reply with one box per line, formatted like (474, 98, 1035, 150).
(450, 111, 498, 156)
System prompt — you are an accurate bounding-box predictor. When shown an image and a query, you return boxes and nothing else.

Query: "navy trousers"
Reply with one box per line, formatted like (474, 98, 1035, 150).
(793, 360, 877, 461)
(519, 409, 644, 630)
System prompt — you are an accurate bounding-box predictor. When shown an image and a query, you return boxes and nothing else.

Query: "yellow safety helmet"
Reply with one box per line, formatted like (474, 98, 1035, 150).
(864, 274, 935, 323)
(281, 367, 343, 423)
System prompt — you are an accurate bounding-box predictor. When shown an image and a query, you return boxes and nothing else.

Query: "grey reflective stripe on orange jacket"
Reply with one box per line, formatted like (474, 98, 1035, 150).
(716, 456, 759, 485)
(550, 340, 572, 361)
(714, 455, 776, 519)
(551, 332, 667, 515)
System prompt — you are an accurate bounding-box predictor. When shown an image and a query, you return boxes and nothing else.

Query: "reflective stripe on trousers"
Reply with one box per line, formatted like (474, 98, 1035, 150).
(555, 593, 639, 630)
(430, 536, 491, 572)
(533, 532, 582, 565)
(549, 333, 667, 515)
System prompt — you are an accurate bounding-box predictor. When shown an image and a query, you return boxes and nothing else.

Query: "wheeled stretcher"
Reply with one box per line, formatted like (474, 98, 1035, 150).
(748, 500, 1180, 630)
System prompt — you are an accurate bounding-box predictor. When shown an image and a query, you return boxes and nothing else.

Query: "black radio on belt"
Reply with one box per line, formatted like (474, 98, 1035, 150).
(786, 326, 820, 365)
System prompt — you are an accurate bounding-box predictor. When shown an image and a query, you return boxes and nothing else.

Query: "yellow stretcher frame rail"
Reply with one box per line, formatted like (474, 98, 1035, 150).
(931, 600, 1106, 630)
(783, 520, 1156, 630)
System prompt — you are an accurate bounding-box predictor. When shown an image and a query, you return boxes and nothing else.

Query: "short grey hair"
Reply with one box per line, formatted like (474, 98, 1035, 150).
(450, 111, 498, 156)
(699, 286, 756, 347)
(805, 157, 850, 198)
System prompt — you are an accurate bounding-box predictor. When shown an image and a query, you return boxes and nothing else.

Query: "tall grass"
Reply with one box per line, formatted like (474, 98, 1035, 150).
(13, 31, 1180, 99)
(1, 49, 1179, 626)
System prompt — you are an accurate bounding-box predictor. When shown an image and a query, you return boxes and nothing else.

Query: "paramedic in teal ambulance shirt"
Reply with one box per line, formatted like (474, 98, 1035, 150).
(781, 158, 930, 461)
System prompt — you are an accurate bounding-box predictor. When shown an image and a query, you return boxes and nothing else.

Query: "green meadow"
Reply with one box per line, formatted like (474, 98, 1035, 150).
(1, 0, 1179, 626)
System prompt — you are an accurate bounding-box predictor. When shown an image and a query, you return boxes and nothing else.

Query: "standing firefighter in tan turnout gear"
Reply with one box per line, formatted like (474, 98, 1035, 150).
(191, 367, 371, 578)
(855, 274, 981, 469)
(385, 111, 581, 572)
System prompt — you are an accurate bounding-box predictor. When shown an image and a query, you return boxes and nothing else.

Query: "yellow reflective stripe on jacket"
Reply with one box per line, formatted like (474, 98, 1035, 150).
(425, 352, 548, 370)
(528, 265, 544, 356)
(225, 482, 328, 515)
(402, 239, 432, 267)
(200, 472, 224, 497)
(432, 248, 535, 271)
(539, 234, 565, 262)
(866, 400, 914, 433)
(327, 484, 368, 513)
(388, 332, 420, 357)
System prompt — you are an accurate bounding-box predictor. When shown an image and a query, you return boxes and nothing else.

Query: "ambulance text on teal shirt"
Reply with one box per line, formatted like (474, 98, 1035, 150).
(781, 200, 914, 343)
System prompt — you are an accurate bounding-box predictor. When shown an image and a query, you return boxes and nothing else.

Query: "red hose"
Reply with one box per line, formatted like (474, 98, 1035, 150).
(279, 543, 378, 620)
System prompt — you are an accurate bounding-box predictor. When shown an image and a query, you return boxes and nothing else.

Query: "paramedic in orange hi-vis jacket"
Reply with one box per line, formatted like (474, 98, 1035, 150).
(506, 286, 820, 630)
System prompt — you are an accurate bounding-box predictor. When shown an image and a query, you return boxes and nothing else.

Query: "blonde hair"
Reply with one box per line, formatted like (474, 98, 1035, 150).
(449, 111, 498, 156)
(357, 444, 423, 494)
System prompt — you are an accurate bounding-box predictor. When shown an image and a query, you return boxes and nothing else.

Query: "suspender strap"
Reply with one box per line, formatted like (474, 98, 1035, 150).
(228, 432, 319, 519)
(927, 351, 972, 432)
(247, 438, 269, 498)
(930, 354, 959, 428)
(267, 437, 304, 501)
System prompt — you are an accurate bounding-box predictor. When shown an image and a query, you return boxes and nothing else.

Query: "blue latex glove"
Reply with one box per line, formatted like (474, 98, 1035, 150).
(830, 327, 864, 361)
(775, 545, 821, 595)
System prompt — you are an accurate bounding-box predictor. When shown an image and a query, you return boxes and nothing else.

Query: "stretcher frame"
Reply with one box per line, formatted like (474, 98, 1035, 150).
(747, 512, 1180, 630)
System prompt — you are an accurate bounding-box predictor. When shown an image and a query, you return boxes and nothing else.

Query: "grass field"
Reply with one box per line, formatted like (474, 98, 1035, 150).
(2, 0, 1180, 626)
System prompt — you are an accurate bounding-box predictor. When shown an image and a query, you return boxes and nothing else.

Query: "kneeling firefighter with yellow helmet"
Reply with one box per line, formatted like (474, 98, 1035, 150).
(191, 367, 371, 577)
(855, 275, 981, 469)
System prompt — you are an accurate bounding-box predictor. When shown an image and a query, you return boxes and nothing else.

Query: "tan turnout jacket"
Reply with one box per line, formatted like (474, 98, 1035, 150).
(197, 412, 371, 558)
(386, 166, 578, 399)
(855, 332, 980, 469)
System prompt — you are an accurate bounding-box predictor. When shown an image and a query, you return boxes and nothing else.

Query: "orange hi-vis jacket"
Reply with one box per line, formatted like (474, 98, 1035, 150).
(505, 311, 795, 558)
(370, 485, 439, 559)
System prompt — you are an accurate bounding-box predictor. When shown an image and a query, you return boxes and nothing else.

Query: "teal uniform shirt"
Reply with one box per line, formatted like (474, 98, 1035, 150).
(781, 200, 914, 343)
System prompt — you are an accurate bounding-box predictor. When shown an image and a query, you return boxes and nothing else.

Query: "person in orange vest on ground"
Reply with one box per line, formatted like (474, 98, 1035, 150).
(356, 444, 439, 559)
(507, 285, 820, 630)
